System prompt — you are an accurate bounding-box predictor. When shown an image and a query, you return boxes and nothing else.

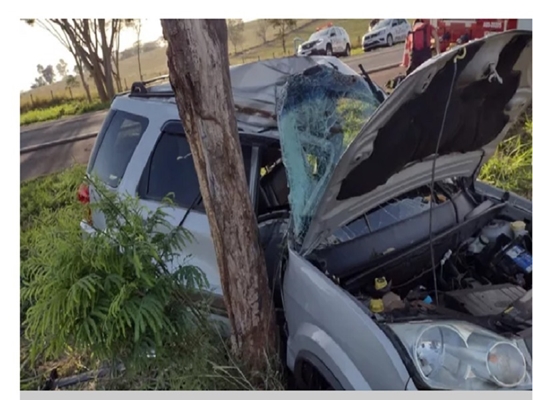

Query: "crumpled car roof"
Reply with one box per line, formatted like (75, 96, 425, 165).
(230, 56, 363, 134)
(153, 56, 363, 136)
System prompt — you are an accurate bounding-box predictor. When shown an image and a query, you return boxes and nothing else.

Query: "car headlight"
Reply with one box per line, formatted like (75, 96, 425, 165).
(388, 320, 531, 390)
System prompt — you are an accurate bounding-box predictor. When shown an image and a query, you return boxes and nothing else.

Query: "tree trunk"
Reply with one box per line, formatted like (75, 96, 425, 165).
(98, 19, 116, 99)
(74, 55, 92, 102)
(160, 19, 277, 371)
(68, 19, 109, 102)
(113, 20, 123, 92)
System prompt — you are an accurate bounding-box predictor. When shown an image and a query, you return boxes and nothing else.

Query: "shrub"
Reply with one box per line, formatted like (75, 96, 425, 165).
(22, 180, 210, 368)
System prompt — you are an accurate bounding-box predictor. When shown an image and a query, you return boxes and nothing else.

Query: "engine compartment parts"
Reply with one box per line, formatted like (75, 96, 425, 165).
(443, 283, 527, 316)
(511, 220, 528, 238)
(474, 232, 533, 289)
(468, 234, 489, 254)
(502, 290, 532, 322)
(481, 219, 513, 243)
(366, 277, 405, 313)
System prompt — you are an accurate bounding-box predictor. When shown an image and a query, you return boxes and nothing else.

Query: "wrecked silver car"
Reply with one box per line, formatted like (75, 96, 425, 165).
(83, 30, 532, 390)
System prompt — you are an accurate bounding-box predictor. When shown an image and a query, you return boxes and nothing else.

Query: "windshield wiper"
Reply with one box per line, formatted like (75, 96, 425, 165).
(359, 64, 385, 104)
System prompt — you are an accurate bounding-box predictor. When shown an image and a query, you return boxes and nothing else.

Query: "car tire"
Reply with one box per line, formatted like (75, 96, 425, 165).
(387, 34, 393, 47)
(326, 44, 333, 56)
(344, 44, 351, 57)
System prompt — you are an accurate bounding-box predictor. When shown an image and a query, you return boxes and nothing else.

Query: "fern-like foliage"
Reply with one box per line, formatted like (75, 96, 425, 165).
(22, 177, 210, 371)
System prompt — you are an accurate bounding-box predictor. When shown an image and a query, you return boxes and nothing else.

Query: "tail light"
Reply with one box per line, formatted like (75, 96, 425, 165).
(77, 183, 90, 204)
(77, 183, 92, 225)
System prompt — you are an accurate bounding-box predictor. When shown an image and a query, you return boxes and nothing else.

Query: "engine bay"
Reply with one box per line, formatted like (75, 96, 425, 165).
(349, 215, 532, 342)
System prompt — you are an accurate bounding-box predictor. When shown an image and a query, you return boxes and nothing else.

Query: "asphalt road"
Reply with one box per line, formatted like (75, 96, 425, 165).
(20, 45, 404, 150)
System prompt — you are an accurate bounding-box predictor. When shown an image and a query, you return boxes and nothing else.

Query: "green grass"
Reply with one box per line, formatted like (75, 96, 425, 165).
(20, 99, 110, 126)
(20, 166, 87, 389)
(20, 18, 372, 120)
(479, 110, 532, 199)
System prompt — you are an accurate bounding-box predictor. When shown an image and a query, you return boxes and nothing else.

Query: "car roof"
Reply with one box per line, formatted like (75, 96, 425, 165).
(112, 87, 281, 149)
(115, 56, 365, 137)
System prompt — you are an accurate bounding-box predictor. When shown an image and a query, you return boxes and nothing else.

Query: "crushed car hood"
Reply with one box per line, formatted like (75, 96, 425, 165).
(165, 33, 530, 255)
(294, 30, 532, 254)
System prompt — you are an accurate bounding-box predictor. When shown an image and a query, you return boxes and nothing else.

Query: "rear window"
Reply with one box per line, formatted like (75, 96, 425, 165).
(88, 110, 149, 188)
(138, 123, 252, 211)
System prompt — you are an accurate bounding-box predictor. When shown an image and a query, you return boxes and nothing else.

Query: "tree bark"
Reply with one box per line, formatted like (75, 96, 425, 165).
(160, 19, 277, 371)
(98, 19, 116, 99)
(74, 55, 92, 101)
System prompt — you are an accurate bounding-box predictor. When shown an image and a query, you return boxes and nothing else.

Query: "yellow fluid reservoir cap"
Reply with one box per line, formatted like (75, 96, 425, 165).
(511, 220, 526, 232)
(375, 277, 388, 290)
(370, 298, 384, 313)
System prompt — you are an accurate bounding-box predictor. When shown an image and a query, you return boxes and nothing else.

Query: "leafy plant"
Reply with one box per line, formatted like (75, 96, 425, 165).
(21, 170, 285, 390)
(22, 179, 210, 371)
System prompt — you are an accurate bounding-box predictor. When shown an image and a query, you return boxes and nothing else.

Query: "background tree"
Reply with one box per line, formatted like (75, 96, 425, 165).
(126, 19, 143, 81)
(31, 76, 46, 89)
(56, 59, 68, 79)
(227, 19, 245, 55)
(160, 19, 277, 371)
(270, 19, 297, 54)
(255, 19, 270, 44)
(36, 64, 55, 85)
(24, 19, 133, 102)
(65, 75, 80, 89)
(24, 20, 92, 102)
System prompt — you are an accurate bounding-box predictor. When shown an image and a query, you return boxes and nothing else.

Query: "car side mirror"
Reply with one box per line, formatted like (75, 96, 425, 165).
(330, 32, 336, 37)
(392, 22, 398, 27)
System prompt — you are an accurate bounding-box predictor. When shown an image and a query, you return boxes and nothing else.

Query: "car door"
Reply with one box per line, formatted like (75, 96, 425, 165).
(391, 19, 402, 42)
(339, 28, 349, 48)
(327, 28, 337, 52)
(136, 120, 254, 298)
(334, 28, 345, 52)
(398, 19, 410, 41)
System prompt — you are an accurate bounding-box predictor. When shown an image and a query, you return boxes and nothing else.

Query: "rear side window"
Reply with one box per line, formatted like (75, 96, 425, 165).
(88, 110, 148, 188)
(138, 123, 252, 211)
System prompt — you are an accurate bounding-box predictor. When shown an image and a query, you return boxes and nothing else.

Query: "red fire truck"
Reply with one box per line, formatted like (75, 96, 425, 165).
(431, 19, 532, 53)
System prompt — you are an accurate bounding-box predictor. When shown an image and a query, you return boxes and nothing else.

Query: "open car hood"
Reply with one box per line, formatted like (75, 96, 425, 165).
(277, 30, 531, 254)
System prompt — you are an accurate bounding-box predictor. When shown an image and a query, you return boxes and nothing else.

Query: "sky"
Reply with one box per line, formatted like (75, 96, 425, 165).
(19, 18, 256, 91)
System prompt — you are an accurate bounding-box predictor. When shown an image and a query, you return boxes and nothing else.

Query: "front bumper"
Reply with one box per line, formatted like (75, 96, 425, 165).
(362, 36, 386, 51)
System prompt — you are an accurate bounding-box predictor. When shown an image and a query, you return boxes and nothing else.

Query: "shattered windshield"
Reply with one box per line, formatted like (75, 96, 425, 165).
(276, 65, 380, 243)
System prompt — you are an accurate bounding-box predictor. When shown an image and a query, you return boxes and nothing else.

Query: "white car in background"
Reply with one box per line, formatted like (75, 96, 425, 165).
(362, 19, 410, 52)
(297, 24, 352, 57)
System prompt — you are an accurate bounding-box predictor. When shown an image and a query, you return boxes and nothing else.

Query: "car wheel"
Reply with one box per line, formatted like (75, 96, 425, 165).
(297, 362, 334, 390)
(344, 44, 351, 57)
(387, 34, 393, 47)
(326, 44, 333, 56)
